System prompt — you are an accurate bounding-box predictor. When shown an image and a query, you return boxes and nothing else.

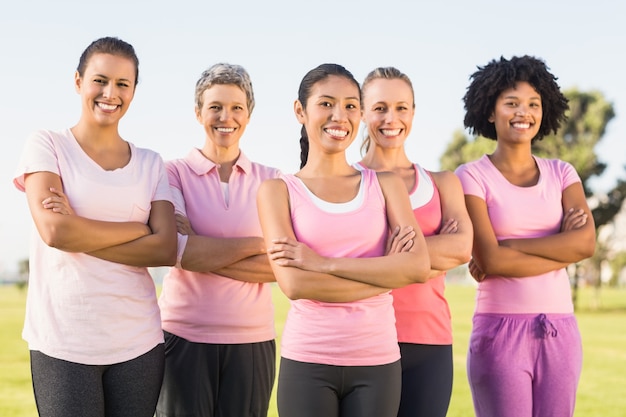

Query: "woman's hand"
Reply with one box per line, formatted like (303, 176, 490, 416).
(439, 218, 459, 235)
(267, 237, 326, 272)
(176, 213, 196, 236)
(561, 208, 588, 232)
(468, 258, 486, 283)
(41, 187, 74, 215)
(385, 226, 415, 255)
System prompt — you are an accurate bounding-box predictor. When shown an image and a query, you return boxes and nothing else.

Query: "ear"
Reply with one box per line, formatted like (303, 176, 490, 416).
(195, 106, 202, 123)
(488, 111, 495, 123)
(74, 71, 82, 93)
(294, 100, 306, 124)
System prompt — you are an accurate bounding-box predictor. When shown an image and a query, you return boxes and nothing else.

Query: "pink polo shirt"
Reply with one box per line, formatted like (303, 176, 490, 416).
(159, 148, 281, 344)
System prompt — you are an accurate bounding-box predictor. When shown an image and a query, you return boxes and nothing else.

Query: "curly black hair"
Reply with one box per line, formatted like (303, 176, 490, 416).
(463, 55, 569, 142)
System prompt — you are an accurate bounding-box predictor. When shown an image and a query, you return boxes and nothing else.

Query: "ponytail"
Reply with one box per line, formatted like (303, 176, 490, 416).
(299, 125, 309, 169)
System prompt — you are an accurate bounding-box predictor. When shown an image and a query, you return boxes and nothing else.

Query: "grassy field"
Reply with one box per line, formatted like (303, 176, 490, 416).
(1, 283, 625, 416)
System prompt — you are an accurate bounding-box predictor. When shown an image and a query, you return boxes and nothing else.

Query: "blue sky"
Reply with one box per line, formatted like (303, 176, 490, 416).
(1, 0, 625, 274)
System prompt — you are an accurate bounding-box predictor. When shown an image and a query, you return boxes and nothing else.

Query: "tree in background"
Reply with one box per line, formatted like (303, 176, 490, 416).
(440, 88, 624, 307)
(17, 258, 29, 290)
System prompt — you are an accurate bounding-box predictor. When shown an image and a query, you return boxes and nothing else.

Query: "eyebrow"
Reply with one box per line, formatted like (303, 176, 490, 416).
(93, 73, 132, 83)
(503, 95, 541, 102)
(319, 94, 360, 101)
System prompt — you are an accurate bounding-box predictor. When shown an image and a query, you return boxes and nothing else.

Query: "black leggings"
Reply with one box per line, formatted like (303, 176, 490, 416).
(397, 343, 453, 417)
(277, 357, 401, 417)
(30, 344, 165, 417)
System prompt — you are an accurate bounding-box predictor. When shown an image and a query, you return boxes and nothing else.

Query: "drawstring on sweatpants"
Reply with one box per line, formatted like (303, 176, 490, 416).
(538, 313, 558, 338)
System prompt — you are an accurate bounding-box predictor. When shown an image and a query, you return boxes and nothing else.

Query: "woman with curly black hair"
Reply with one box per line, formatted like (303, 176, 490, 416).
(455, 55, 595, 417)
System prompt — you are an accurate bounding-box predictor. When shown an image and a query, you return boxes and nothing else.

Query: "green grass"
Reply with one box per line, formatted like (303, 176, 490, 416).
(2, 284, 625, 416)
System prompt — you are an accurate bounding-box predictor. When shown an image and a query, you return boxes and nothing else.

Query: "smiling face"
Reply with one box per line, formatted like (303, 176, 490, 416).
(295, 74, 361, 156)
(490, 81, 543, 144)
(196, 83, 250, 152)
(74, 53, 136, 127)
(362, 77, 415, 151)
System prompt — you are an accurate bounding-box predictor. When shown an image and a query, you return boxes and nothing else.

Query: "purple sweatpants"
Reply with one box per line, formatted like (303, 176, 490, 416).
(467, 313, 582, 417)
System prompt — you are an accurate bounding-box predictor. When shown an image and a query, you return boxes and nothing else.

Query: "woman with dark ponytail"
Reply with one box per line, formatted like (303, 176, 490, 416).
(257, 63, 431, 417)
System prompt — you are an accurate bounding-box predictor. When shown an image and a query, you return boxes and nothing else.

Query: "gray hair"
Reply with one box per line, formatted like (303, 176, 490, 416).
(194, 63, 255, 115)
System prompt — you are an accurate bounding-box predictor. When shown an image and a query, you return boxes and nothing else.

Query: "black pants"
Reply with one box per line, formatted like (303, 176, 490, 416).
(397, 343, 453, 417)
(156, 331, 276, 417)
(31, 344, 165, 417)
(277, 357, 401, 417)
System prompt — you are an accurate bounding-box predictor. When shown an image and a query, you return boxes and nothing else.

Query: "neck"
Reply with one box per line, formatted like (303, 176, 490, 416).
(490, 144, 534, 166)
(360, 145, 412, 171)
(70, 121, 122, 148)
(299, 150, 355, 178)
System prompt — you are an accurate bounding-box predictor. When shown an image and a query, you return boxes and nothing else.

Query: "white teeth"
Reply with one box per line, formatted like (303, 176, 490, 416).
(325, 128, 348, 137)
(512, 122, 530, 129)
(216, 127, 235, 133)
(97, 103, 117, 111)
(381, 129, 401, 136)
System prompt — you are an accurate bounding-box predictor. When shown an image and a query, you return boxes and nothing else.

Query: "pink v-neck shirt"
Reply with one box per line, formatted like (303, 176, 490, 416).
(14, 128, 172, 365)
(455, 155, 580, 314)
(159, 149, 281, 344)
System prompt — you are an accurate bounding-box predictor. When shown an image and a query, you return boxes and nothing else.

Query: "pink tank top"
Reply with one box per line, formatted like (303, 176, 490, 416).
(391, 165, 452, 345)
(279, 169, 400, 366)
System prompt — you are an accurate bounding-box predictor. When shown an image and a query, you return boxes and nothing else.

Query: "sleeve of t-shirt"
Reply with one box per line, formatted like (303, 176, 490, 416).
(558, 160, 581, 191)
(153, 155, 174, 204)
(13, 129, 60, 192)
(455, 162, 487, 200)
(164, 160, 189, 268)
(165, 161, 187, 216)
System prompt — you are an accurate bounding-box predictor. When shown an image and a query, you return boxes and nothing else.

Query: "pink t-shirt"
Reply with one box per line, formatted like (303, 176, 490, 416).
(13, 128, 171, 365)
(455, 155, 580, 314)
(159, 149, 281, 344)
(280, 169, 400, 366)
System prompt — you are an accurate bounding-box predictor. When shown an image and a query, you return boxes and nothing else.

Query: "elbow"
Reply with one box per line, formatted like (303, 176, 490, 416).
(458, 246, 473, 266)
(579, 241, 596, 261)
(159, 243, 178, 267)
(39, 223, 72, 250)
(150, 236, 178, 267)
(276, 279, 301, 300)
(409, 256, 432, 284)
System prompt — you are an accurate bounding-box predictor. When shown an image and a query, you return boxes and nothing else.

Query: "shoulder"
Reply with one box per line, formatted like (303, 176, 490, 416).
(130, 143, 165, 164)
(248, 160, 282, 179)
(429, 169, 459, 184)
(375, 170, 407, 197)
(535, 156, 577, 175)
(258, 177, 289, 200)
(26, 128, 68, 147)
(455, 156, 489, 178)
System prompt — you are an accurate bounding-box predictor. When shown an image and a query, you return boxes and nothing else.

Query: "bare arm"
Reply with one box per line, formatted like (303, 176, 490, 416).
(175, 214, 275, 283)
(216, 254, 276, 283)
(25, 171, 150, 252)
(267, 173, 431, 288)
(498, 182, 595, 263)
(424, 171, 473, 275)
(465, 195, 568, 280)
(88, 200, 177, 267)
(258, 179, 389, 302)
